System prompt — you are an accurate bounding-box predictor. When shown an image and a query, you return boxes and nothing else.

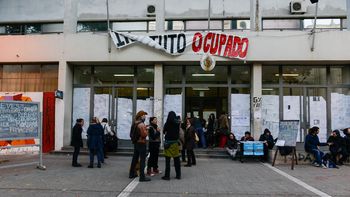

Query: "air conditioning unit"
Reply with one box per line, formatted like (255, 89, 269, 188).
(290, 0, 306, 14)
(147, 5, 156, 17)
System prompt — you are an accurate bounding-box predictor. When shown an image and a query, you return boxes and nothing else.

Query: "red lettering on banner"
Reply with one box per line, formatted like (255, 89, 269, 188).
(210, 33, 220, 55)
(217, 34, 227, 56)
(192, 32, 203, 52)
(239, 38, 249, 58)
(230, 36, 241, 58)
(203, 33, 213, 53)
(223, 35, 233, 57)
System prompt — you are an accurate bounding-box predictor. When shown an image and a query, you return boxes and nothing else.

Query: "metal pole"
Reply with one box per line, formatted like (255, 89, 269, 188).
(311, 2, 318, 51)
(107, 0, 111, 53)
(208, 0, 211, 31)
(37, 112, 46, 170)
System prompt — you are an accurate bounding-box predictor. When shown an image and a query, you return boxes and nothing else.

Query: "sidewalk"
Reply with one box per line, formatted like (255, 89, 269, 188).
(0, 154, 348, 196)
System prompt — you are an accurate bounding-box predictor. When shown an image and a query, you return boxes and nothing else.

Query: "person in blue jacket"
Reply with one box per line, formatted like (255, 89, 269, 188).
(304, 126, 329, 168)
(87, 117, 104, 168)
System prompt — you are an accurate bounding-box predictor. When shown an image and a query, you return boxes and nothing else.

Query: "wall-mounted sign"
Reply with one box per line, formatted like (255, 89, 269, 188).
(55, 90, 63, 99)
(110, 31, 249, 60)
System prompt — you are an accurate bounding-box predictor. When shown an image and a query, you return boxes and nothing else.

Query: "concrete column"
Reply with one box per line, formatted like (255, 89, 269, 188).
(251, 64, 262, 140)
(347, 0, 350, 30)
(250, 0, 262, 31)
(55, 61, 73, 150)
(156, 0, 165, 33)
(64, 0, 78, 34)
(154, 64, 163, 142)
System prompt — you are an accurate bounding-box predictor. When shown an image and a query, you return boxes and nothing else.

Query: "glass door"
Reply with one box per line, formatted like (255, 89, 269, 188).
(305, 88, 327, 142)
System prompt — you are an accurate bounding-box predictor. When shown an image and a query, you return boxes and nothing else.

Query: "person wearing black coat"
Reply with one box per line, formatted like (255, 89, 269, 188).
(147, 117, 161, 175)
(327, 130, 348, 165)
(87, 117, 104, 168)
(184, 118, 196, 167)
(343, 128, 350, 161)
(259, 128, 275, 162)
(70, 118, 84, 167)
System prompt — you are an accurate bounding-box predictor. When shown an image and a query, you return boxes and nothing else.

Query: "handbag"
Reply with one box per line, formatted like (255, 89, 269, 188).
(194, 132, 199, 143)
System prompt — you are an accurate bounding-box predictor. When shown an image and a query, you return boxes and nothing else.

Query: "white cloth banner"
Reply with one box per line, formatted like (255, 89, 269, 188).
(110, 31, 249, 59)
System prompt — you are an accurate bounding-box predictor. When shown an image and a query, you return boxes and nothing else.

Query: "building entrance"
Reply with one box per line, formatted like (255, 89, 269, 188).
(185, 87, 228, 121)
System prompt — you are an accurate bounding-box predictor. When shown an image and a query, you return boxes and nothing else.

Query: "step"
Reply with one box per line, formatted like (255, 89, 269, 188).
(52, 147, 230, 159)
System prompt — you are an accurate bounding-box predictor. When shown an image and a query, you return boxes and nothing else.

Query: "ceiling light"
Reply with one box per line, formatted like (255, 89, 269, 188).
(113, 74, 134, 77)
(192, 74, 215, 77)
(275, 74, 299, 77)
(192, 87, 210, 91)
(137, 88, 148, 91)
(262, 88, 274, 91)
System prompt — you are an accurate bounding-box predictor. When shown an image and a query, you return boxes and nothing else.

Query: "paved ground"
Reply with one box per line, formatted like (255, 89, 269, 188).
(0, 154, 349, 197)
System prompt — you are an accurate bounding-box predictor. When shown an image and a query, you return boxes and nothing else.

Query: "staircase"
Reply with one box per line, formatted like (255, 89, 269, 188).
(52, 147, 230, 159)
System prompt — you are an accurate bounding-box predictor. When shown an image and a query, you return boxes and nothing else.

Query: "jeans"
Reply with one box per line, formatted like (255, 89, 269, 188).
(129, 143, 147, 178)
(196, 128, 207, 148)
(89, 147, 103, 165)
(312, 149, 324, 165)
(72, 146, 80, 165)
(164, 156, 181, 178)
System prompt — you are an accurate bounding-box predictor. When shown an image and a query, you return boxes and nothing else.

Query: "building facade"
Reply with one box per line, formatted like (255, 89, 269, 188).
(0, 0, 350, 150)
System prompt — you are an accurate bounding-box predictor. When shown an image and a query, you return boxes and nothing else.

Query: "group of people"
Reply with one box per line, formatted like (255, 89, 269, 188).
(70, 117, 115, 168)
(129, 110, 198, 182)
(225, 129, 276, 162)
(305, 126, 350, 168)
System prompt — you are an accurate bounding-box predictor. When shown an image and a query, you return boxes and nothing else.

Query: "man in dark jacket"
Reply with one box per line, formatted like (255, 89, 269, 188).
(304, 126, 329, 168)
(259, 128, 275, 162)
(327, 130, 348, 165)
(342, 128, 350, 163)
(71, 118, 84, 167)
(87, 117, 104, 168)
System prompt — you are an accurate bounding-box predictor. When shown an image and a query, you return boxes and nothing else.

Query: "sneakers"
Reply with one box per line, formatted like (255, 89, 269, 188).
(321, 164, 327, 169)
(153, 169, 162, 174)
(313, 163, 320, 167)
(146, 170, 155, 177)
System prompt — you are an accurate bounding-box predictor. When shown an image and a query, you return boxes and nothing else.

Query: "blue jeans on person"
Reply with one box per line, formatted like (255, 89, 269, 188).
(312, 149, 324, 165)
(196, 128, 207, 148)
(89, 148, 103, 165)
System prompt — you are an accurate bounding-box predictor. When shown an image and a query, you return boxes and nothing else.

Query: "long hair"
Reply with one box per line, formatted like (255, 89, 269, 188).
(165, 111, 177, 125)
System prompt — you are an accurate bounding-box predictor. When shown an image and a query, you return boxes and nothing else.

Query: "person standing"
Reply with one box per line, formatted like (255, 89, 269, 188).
(206, 113, 216, 148)
(218, 113, 229, 148)
(184, 118, 196, 167)
(162, 111, 181, 180)
(71, 118, 84, 167)
(129, 110, 150, 182)
(87, 117, 104, 168)
(101, 118, 114, 159)
(147, 117, 162, 176)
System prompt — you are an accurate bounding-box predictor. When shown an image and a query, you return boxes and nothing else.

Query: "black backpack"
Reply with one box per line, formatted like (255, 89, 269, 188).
(130, 122, 142, 144)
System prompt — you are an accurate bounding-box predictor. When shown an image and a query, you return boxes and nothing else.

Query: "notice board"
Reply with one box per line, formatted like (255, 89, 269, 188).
(277, 120, 299, 147)
(0, 101, 40, 140)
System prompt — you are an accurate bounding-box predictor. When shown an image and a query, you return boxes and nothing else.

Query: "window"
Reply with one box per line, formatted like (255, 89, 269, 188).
(112, 22, 147, 32)
(164, 66, 182, 84)
(224, 20, 250, 30)
(0, 23, 63, 35)
(185, 20, 222, 31)
(330, 66, 350, 85)
(186, 65, 227, 84)
(263, 66, 279, 84)
(231, 66, 250, 84)
(77, 22, 108, 32)
(303, 19, 341, 29)
(0, 64, 58, 92)
(263, 19, 301, 30)
(165, 21, 185, 31)
(282, 66, 326, 85)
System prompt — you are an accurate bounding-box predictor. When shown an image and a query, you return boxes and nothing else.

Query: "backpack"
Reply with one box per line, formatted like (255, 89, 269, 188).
(130, 122, 142, 144)
(322, 153, 338, 168)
